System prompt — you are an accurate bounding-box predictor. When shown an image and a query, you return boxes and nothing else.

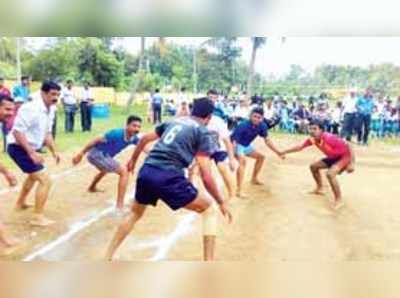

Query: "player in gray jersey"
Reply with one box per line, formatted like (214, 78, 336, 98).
(105, 98, 232, 261)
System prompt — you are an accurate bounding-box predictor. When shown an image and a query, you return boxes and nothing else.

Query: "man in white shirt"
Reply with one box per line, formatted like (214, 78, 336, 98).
(7, 81, 61, 227)
(80, 82, 94, 132)
(61, 80, 78, 133)
(340, 90, 358, 141)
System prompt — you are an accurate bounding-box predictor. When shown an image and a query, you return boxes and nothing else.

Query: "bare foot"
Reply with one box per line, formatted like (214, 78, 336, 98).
(236, 191, 249, 199)
(309, 189, 325, 196)
(331, 200, 345, 211)
(251, 179, 264, 186)
(15, 203, 33, 211)
(30, 216, 55, 227)
(88, 187, 105, 193)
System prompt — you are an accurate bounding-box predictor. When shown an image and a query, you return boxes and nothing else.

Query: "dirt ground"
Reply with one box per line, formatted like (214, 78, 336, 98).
(0, 135, 399, 261)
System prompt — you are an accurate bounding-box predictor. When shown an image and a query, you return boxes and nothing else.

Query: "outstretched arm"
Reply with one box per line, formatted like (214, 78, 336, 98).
(281, 144, 304, 155)
(72, 136, 105, 165)
(127, 132, 159, 172)
(264, 137, 284, 159)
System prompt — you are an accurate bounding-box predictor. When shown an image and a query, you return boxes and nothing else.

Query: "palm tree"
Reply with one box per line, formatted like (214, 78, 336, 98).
(158, 37, 167, 57)
(126, 37, 146, 110)
(247, 37, 266, 97)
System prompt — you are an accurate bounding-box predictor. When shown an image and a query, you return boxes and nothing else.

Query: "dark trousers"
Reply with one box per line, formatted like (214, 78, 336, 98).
(356, 114, 371, 144)
(80, 102, 92, 132)
(52, 113, 57, 140)
(340, 113, 356, 141)
(330, 122, 340, 135)
(1, 122, 9, 153)
(64, 104, 77, 133)
(152, 104, 162, 124)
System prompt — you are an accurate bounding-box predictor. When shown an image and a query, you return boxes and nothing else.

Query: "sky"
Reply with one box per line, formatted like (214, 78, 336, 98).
(29, 37, 400, 77)
(117, 37, 400, 77)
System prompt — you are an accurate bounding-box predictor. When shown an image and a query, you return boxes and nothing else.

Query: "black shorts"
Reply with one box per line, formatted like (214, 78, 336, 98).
(135, 164, 198, 211)
(321, 155, 351, 171)
(7, 144, 44, 174)
(211, 151, 228, 164)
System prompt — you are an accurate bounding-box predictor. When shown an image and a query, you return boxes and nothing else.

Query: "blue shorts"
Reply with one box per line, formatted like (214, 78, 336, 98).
(235, 144, 255, 156)
(135, 164, 198, 211)
(7, 144, 45, 174)
(211, 151, 228, 164)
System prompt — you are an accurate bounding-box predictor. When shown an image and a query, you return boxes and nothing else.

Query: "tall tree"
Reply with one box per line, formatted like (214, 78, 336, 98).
(247, 37, 266, 96)
(126, 37, 146, 110)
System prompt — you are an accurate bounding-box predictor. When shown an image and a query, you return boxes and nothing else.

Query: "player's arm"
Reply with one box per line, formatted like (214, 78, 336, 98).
(13, 130, 44, 165)
(264, 137, 284, 159)
(44, 133, 60, 164)
(196, 154, 232, 223)
(222, 136, 236, 170)
(72, 136, 105, 165)
(127, 132, 159, 173)
(281, 144, 305, 155)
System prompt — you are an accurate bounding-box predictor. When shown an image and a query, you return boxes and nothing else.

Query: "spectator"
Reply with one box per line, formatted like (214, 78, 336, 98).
(356, 89, 375, 145)
(176, 101, 190, 117)
(80, 82, 93, 132)
(151, 88, 163, 124)
(292, 103, 310, 134)
(61, 80, 78, 133)
(12, 76, 31, 103)
(0, 77, 10, 96)
(330, 101, 343, 135)
(396, 96, 400, 112)
(177, 87, 189, 106)
(340, 90, 358, 141)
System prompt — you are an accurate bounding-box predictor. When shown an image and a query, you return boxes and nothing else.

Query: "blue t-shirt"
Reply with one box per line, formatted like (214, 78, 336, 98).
(231, 120, 268, 147)
(152, 93, 163, 106)
(356, 96, 374, 115)
(13, 85, 30, 103)
(95, 128, 140, 157)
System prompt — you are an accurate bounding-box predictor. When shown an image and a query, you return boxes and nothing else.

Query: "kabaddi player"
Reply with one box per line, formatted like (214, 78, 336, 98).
(206, 89, 236, 200)
(281, 120, 355, 210)
(72, 116, 142, 211)
(231, 107, 284, 198)
(0, 95, 19, 253)
(7, 81, 61, 227)
(105, 98, 232, 261)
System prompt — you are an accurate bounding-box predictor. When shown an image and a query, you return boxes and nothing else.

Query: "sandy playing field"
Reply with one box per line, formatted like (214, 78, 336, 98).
(0, 135, 399, 261)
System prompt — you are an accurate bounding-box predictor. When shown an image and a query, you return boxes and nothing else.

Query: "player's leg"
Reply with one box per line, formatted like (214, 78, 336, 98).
(247, 150, 266, 185)
(309, 160, 329, 195)
(88, 171, 107, 193)
(15, 175, 36, 210)
(114, 165, 129, 210)
(0, 220, 19, 248)
(326, 165, 344, 210)
(105, 201, 147, 261)
(236, 154, 247, 198)
(29, 171, 54, 227)
(217, 162, 235, 200)
(184, 193, 216, 261)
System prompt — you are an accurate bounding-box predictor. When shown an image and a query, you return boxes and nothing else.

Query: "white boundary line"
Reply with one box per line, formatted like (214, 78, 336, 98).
(23, 206, 114, 261)
(0, 165, 90, 196)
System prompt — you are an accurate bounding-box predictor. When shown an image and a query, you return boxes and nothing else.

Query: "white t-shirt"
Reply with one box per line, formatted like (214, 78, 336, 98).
(342, 96, 357, 114)
(233, 106, 249, 118)
(62, 88, 77, 105)
(8, 98, 55, 150)
(207, 115, 229, 151)
(81, 88, 93, 102)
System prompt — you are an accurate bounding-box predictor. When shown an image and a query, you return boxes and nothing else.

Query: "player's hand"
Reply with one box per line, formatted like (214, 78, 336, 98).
(278, 152, 286, 160)
(219, 202, 233, 224)
(4, 171, 17, 187)
(53, 153, 61, 165)
(346, 163, 355, 173)
(72, 153, 83, 166)
(127, 159, 135, 173)
(29, 152, 45, 165)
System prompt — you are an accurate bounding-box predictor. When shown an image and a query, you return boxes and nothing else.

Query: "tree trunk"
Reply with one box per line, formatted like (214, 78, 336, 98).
(247, 41, 258, 97)
(126, 37, 146, 111)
